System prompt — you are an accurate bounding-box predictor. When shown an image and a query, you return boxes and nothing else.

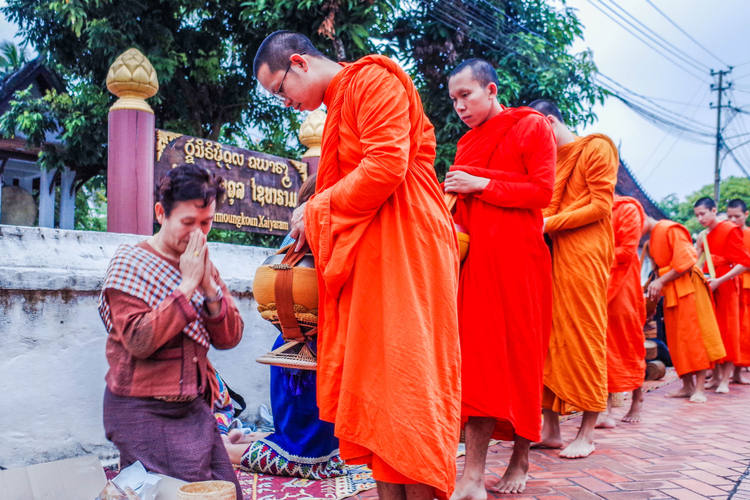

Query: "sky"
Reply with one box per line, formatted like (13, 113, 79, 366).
(564, 0, 750, 202)
(0, 2, 748, 203)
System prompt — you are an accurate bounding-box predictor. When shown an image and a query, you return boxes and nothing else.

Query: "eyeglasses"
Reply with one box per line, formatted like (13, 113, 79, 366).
(273, 61, 292, 101)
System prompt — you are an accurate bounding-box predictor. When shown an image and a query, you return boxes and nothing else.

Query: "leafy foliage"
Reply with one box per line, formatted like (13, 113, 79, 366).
(658, 176, 750, 234)
(0, 40, 29, 76)
(387, 0, 604, 177)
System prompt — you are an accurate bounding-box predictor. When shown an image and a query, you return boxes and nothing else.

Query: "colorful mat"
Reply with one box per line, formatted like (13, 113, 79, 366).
(237, 464, 375, 500)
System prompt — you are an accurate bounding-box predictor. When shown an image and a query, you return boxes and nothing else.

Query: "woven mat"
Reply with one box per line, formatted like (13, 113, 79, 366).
(237, 464, 375, 500)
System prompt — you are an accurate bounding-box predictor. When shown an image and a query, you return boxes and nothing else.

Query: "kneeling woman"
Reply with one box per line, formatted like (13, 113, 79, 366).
(98, 165, 243, 496)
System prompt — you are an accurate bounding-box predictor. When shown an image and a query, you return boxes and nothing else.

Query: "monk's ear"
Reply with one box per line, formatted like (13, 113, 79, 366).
(487, 82, 498, 97)
(290, 53, 308, 72)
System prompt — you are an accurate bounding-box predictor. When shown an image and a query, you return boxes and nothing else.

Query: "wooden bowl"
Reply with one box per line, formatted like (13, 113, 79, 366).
(645, 360, 666, 380)
(644, 340, 658, 361)
(177, 480, 236, 500)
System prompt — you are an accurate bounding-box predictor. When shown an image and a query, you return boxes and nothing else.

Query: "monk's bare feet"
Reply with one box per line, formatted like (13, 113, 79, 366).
(559, 437, 595, 459)
(715, 381, 730, 394)
(705, 377, 718, 390)
(667, 386, 693, 398)
(494, 436, 530, 494)
(450, 476, 487, 500)
(622, 388, 643, 423)
(731, 367, 749, 384)
(530, 438, 562, 449)
(595, 413, 616, 429)
(689, 391, 707, 403)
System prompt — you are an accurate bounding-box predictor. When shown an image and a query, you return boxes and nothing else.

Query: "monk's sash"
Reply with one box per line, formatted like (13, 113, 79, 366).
(312, 55, 429, 298)
(544, 133, 618, 217)
(741, 227, 750, 289)
(98, 244, 210, 348)
(651, 220, 696, 308)
(703, 220, 737, 277)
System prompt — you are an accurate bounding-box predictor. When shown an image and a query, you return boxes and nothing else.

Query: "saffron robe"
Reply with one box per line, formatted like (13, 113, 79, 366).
(650, 220, 725, 375)
(542, 134, 617, 414)
(304, 56, 461, 497)
(606, 196, 647, 393)
(451, 107, 555, 443)
(703, 220, 750, 364)
(738, 226, 750, 367)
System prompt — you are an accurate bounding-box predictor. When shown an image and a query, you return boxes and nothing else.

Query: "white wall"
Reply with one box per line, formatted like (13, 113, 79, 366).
(0, 225, 279, 468)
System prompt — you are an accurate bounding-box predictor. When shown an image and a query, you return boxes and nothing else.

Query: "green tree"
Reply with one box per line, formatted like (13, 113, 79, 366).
(387, 0, 604, 176)
(0, 40, 29, 76)
(659, 176, 750, 234)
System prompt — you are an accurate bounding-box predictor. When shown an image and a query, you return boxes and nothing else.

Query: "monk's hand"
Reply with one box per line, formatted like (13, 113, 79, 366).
(647, 277, 664, 301)
(179, 229, 207, 298)
(707, 277, 721, 291)
(444, 170, 489, 194)
(290, 202, 307, 252)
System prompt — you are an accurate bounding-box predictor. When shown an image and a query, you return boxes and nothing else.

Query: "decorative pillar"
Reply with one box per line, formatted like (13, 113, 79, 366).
(59, 167, 76, 229)
(298, 109, 326, 176)
(105, 48, 158, 235)
(38, 168, 57, 228)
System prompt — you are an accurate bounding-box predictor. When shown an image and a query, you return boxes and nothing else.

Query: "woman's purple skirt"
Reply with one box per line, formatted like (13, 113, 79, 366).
(103, 388, 241, 498)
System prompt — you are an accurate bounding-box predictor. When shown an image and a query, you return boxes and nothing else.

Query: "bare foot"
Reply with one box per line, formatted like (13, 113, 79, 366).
(530, 438, 562, 449)
(595, 414, 617, 429)
(494, 464, 528, 494)
(622, 389, 643, 423)
(689, 391, 707, 403)
(667, 386, 693, 398)
(705, 378, 719, 390)
(732, 368, 750, 384)
(715, 382, 730, 394)
(450, 476, 487, 500)
(559, 437, 595, 459)
(227, 429, 270, 444)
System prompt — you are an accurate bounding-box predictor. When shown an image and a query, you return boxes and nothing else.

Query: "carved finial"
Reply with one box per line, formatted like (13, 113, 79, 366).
(298, 109, 326, 158)
(106, 48, 159, 113)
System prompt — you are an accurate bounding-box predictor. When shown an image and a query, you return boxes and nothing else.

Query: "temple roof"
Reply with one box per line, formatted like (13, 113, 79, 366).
(615, 158, 666, 219)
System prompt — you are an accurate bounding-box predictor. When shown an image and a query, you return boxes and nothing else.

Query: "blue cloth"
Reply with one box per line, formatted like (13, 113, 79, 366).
(262, 334, 339, 461)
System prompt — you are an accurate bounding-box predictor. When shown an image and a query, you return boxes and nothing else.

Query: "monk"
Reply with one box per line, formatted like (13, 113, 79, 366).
(694, 197, 750, 394)
(253, 32, 461, 500)
(644, 216, 725, 403)
(445, 59, 555, 498)
(725, 198, 750, 384)
(527, 99, 617, 459)
(597, 195, 646, 429)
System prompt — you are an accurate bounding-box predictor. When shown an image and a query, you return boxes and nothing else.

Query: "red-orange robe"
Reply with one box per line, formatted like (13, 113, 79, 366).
(542, 134, 617, 414)
(450, 107, 555, 443)
(650, 220, 725, 375)
(739, 226, 750, 367)
(304, 55, 461, 497)
(606, 196, 646, 393)
(703, 220, 750, 364)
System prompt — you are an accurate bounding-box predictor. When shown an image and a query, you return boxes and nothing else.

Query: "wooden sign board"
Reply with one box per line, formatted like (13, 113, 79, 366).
(155, 130, 308, 236)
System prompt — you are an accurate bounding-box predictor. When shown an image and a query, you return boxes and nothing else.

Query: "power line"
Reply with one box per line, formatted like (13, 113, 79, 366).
(604, 0, 711, 72)
(586, 0, 709, 82)
(644, 0, 729, 68)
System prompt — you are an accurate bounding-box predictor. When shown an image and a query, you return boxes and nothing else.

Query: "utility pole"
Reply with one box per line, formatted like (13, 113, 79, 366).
(710, 68, 732, 203)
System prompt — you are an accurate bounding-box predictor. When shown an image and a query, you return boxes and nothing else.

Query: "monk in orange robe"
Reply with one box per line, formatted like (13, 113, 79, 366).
(528, 99, 617, 459)
(254, 32, 461, 500)
(724, 198, 750, 384)
(597, 196, 646, 429)
(694, 197, 750, 394)
(445, 59, 555, 498)
(644, 217, 725, 403)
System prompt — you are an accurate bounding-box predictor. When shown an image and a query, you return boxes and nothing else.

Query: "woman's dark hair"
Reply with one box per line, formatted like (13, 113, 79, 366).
(156, 164, 226, 217)
(297, 173, 317, 204)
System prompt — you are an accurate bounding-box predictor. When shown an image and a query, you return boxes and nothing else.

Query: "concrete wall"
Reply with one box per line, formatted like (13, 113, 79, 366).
(0, 225, 279, 468)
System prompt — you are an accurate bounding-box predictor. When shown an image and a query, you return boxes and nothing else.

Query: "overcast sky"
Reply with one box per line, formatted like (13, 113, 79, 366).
(1, 2, 748, 203)
(565, 0, 750, 202)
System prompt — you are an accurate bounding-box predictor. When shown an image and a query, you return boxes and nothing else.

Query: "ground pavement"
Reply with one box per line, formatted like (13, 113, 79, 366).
(355, 373, 750, 499)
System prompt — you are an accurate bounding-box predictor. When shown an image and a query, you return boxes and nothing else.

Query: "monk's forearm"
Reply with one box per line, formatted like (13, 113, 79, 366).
(716, 264, 749, 285)
(544, 202, 609, 233)
(479, 180, 551, 209)
(658, 268, 686, 285)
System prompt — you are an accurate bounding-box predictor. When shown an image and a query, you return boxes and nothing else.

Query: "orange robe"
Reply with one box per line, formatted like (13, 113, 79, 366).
(650, 220, 725, 375)
(451, 107, 555, 443)
(304, 55, 461, 497)
(542, 134, 617, 414)
(738, 226, 750, 367)
(703, 220, 750, 364)
(606, 196, 646, 393)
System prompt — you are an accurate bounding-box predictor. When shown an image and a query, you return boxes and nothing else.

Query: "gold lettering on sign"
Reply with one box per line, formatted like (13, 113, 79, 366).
(213, 212, 290, 231)
(183, 138, 246, 169)
(224, 180, 246, 206)
(156, 130, 184, 161)
(249, 178, 298, 208)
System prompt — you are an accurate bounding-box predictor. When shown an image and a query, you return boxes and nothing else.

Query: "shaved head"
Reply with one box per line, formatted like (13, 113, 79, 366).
(528, 99, 564, 123)
(449, 58, 499, 88)
(693, 196, 716, 210)
(253, 30, 325, 77)
(727, 198, 747, 212)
